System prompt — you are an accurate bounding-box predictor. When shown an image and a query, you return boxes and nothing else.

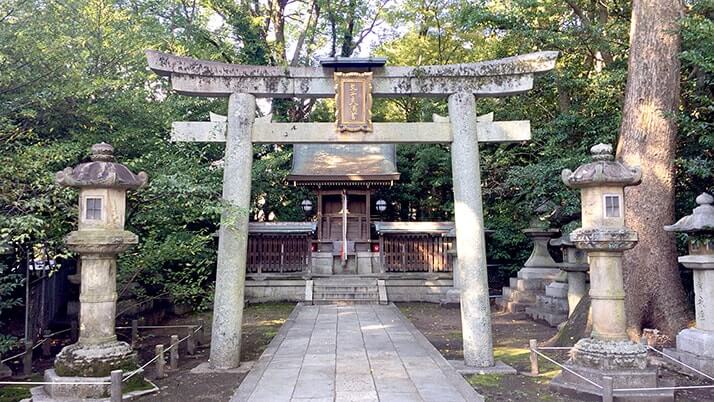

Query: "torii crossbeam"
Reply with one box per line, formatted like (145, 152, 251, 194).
(146, 50, 558, 371)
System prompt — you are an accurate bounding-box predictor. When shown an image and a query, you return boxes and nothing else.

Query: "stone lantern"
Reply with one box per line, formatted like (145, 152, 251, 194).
(50, 143, 147, 386)
(551, 144, 672, 400)
(663, 192, 714, 376)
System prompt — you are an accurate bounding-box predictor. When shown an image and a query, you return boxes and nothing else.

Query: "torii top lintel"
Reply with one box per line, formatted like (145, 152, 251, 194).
(145, 50, 558, 98)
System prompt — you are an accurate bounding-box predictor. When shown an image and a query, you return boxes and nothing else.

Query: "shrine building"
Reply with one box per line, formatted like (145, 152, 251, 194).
(245, 143, 457, 303)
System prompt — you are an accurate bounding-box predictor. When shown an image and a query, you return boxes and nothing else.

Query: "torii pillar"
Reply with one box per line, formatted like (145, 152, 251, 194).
(146, 50, 558, 369)
(210, 93, 256, 368)
(449, 92, 493, 366)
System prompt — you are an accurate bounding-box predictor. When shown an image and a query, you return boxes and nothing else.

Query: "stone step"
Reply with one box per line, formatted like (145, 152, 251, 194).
(312, 292, 379, 300)
(502, 288, 537, 303)
(313, 286, 377, 292)
(535, 295, 568, 313)
(312, 299, 379, 305)
(314, 289, 379, 296)
(508, 277, 548, 292)
(545, 282, 568, 298)
(495, 297, 531, 313)
(525, 306, 568, 327)
(313, 278, 377, 286)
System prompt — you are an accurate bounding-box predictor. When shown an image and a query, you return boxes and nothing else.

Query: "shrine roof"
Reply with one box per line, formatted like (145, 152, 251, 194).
(287, 144, 400, 186)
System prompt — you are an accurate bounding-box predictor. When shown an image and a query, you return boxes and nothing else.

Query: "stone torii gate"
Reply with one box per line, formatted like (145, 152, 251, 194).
(146, 50, 558, 370)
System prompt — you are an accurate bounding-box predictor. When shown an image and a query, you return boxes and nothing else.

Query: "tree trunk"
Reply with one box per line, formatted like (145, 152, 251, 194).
(615, 0, 691, 342)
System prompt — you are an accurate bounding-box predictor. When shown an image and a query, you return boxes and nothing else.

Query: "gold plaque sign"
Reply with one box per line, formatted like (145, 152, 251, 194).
(335, 72, 373, 133)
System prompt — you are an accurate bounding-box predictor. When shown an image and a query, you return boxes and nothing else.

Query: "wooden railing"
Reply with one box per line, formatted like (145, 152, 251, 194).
(247, 234, 311, 274)
(381, 234, 454, 273)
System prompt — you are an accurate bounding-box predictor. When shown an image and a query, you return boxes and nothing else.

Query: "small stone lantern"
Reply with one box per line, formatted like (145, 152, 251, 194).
(51, 143, 147, 384)
(663, 192, 714, 376)
(551, 144, 672, 399)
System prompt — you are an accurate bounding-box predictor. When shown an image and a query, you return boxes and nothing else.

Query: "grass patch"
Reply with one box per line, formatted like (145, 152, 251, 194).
(0, 386, 31, 402)
(123, 377, 155, 394)
(246, 302, 295, 316)
(493, 346, 530, 366)
(466, 374, 502, 388)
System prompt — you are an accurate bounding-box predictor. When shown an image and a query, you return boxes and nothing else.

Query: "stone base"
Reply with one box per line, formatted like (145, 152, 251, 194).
(448, 360, 517, 375)
(517, 267, 562, 281)
(525, 306, 568, 327)
(676, 328, 714, 359)
(550, 364, 674, 401)
(28, 369, 157, 401)
(54, 341, 137, 377)
(571, 338, 648, 370)
(663, 347, 714, 378)
(550, 338, 672, 401)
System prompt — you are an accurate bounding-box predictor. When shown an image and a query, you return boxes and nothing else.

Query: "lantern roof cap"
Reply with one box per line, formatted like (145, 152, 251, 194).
(561, 143, 642, 188)
(55, 142, 148, 190)
(664, 193, 714, 233)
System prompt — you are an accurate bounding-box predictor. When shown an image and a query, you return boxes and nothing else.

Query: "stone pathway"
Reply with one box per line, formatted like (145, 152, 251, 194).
(232, 303, 482, 402)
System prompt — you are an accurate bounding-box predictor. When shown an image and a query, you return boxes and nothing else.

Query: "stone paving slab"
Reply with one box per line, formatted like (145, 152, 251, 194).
(232, 303, 483, 402)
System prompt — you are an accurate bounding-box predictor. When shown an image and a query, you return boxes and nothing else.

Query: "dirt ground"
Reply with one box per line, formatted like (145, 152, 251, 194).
(398, 302, 714, 402)
(3, 302, 713, 401)
(131, 302, 295, 402)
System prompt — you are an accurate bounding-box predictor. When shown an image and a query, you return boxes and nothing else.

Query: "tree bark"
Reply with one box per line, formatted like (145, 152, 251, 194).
(615, 0, 691, 342)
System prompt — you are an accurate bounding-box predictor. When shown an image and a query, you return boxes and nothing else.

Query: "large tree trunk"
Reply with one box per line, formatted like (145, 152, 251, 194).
(615, 0, 691, 342)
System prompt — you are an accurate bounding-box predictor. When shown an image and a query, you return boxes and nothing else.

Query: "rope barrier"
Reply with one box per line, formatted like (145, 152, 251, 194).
(122, 353, 163, 382)
(122, 330, 196, 382)
(531, 348, 604, 389)
(645, 345, 714, 382)
(116, 325, 198, 330)
(615, 384, 714, 392)
(0, 351, 26, 364)
(1, 322, 203, 382)
(531, 343, 714, 394)
(1, 328, 75, 363)
(162, 333, 191, 354)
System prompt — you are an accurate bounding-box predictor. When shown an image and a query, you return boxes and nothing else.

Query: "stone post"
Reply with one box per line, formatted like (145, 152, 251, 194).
(560, 241, 589, 317)
(663, 192, 714, 375)
(209, 93, 255, 369)
(551, 144, 671, 400)
(448, 91, 494, 368)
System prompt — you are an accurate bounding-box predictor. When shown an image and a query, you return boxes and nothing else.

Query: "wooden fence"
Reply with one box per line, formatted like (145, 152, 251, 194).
(247, 234, 311, 274)
(381, 234, 454, 273)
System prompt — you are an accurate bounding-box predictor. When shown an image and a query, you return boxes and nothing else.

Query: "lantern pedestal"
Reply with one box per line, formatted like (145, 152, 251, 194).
(53, 231, 138, 379)
(662, 194, 714, 377)
(497, 228, 560, 314)
(663, 254, 714, 376)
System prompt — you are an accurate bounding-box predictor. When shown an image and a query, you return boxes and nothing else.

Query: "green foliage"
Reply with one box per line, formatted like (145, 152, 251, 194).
(0, 262, 22, 353)
(371, 0, 712, 272)
(0, 386, 32, 402)
(0, 0, 711, 319)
